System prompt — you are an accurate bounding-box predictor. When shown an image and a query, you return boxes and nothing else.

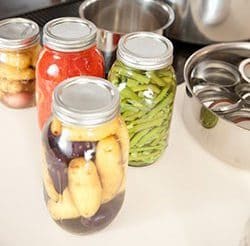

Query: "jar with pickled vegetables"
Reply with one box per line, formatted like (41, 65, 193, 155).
(37, 17, 105, 129)
(108, 32, 176, 167)
(0, 18, 40, 108)
(42, 76, 129, 234)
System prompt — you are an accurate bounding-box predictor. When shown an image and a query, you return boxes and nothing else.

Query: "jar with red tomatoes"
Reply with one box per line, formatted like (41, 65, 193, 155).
(36, 17, 105, 129)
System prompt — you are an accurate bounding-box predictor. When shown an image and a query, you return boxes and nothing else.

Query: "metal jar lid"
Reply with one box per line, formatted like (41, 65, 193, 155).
(224, 108, 250, 130)
(197, 89, 239, 114)
(53, 76, 120, 126)
(235, 83, 250, 106)
(191, 59, 241, 88)
(239, 58, 250, 83)
(193, 83, 229, 96)
(117, 32, 173, 70)
(0, 18, 40, 50)
(43, 17, 97, 52)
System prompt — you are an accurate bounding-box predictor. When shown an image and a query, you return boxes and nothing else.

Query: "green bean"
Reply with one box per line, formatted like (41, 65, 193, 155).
(132, 111, 165, 125)
(112, 66, 150, 84)
(135, 102, 170, 123)
(138, 91, 153, 99)
(156, 68, 173, 77)
(113, 60, 125, 68)
(127, 99, 144, 109)
(146, 93, 173, 119)
(130, 129, 151, 147)
(129, 150, 162, 165)
(122, 110, 135, 118)
(127, 78, 140, 88)
(123, 111, 144, 122)
(149, 84, 161, 94)
(136, 127, 163, 147)
(146, 71, 166, 86)
(108, 71, 120, 85)
(153, 87, 169, 105)
(145, 151, 162, 161)
(120, 87, 141, 102)
(128, 84, 161, 94)
(158, 129, 169, 141)
(130, 85, 151, 92)
(151, 139, 167, 147)
(121, 103, 139, 113)
(114, 61, 141, 73)
(162, 76, 175, 85)
(129, 118, 164, 135)
(130, 144, 165, 152)
(109, 60, 176, 166)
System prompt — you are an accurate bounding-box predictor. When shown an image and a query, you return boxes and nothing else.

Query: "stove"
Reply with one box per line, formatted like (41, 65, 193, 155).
(0, 0, 202, 84)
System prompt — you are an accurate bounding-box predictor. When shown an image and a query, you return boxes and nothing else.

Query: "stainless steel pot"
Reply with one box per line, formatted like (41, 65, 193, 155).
(164, 0, 250, 44)
(79, 0, 174, 72)
(183, 42, 250, 170)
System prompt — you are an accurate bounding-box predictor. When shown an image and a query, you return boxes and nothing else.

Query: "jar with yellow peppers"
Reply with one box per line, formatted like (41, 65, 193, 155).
(108, 32, 177, 167)
(42, 76, 129, 234)
(0, 18, 40, 108)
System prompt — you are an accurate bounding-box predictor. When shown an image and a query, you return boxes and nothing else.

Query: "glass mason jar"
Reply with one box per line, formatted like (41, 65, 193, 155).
(108, 32, 177, 167)
(0, 18, 40, 108)
(36, 17, 105, 129)
(42, 76, 129, 234)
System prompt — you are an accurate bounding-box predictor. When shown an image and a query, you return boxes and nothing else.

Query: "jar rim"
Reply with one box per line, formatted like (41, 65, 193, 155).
(43, 17, 97, 52)
(117, 32, 173, 70)
(52, 76, 120, 126)
(0, 18, 40, 50)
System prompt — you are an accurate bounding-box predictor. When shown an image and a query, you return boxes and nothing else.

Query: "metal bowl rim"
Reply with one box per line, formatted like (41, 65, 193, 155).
(79, 0, 175, 35)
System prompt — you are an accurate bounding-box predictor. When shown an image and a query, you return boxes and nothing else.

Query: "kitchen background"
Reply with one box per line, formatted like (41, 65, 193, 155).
(0, 0, 202, 83)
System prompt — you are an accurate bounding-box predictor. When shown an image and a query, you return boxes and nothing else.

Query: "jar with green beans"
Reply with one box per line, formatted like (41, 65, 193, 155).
(108, 32, 176, 167)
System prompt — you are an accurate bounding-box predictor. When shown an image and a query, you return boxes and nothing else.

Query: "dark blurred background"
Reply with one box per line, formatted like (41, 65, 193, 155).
(0, 0, 77, 19)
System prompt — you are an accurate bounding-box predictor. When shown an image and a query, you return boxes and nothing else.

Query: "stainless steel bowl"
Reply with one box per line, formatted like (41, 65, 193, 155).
(183, 42, 250, 170)
(164, 0, 250, 44)
(79, 0, 174, 72)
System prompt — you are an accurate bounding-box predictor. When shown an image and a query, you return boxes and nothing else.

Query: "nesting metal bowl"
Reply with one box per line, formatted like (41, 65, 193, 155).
(79, 0, 174, 72)
(183, 42, 250, 170)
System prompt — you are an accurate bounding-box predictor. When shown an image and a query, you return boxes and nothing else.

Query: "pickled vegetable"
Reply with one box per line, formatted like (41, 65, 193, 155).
(0, 44, 40, 108)
(96, 136, 124, 203)
(48, 188, 80, 220)
(68, 158, 102, 218)
(108, 61, 176, 166)
(42, 152, 59, 202)
(116, 117, 130, 164)
(62, 117, 120, 142)
(45, 127, 69, 193)
(42, 116, 128, 233)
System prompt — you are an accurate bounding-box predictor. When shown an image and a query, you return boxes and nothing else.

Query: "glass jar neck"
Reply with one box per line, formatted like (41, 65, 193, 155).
(43, 44, 97, 55)
(0, 40, 40, 52)
(43, 42, 96, 54)
(118, 60, 172, 71)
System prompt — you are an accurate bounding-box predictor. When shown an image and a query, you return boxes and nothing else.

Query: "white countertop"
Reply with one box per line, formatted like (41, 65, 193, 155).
(0, 84, 250, 246)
